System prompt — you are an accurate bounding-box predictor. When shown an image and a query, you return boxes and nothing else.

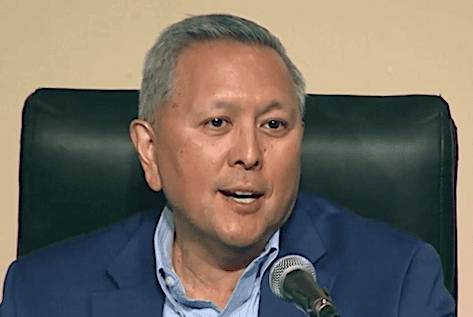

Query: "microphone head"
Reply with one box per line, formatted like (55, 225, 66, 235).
(269, 254, 317, 299)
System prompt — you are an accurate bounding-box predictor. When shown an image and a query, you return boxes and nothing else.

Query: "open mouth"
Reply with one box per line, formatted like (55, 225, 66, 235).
(218, 189, 264, 204)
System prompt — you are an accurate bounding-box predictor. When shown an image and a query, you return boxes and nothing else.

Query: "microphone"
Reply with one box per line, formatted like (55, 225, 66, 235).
(269, 255, 340, 317)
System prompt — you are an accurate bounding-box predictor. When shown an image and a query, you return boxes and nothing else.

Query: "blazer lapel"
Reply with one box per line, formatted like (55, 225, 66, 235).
(259, 195, 337, 317)
(90, 195, 338, 317)
(91, 283, 164, 317)
(91, 211, 165, 317)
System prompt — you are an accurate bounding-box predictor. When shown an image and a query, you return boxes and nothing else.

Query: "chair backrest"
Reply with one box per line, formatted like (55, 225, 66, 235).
(19, 88, 457, 297)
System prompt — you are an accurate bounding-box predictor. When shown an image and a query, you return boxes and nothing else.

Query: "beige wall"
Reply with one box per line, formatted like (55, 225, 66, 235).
(1, 0, 471, 314)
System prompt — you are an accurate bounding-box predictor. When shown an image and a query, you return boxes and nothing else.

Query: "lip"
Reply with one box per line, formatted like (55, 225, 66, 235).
(219, 188, 265, 196)
(217, 189, 265, 214)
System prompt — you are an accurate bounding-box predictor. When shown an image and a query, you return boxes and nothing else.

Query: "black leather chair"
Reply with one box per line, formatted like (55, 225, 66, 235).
(18, 88, 457, 298)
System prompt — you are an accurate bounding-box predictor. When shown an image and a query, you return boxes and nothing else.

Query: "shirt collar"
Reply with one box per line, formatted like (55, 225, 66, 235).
(153, 206, 280, 314)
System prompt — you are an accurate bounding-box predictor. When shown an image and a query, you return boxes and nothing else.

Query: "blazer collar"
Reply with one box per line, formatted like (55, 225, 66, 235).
(92, 194, 336, 317)
(259, 194, 337, 317)
(91, 211, 165, 317)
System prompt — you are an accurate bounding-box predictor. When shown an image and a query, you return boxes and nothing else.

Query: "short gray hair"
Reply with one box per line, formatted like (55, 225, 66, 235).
(139, 14, 306, 122)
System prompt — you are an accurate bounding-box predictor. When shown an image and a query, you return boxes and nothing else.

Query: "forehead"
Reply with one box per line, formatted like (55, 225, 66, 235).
(168, 40, 297, 108)
(175, 39, 289, 77)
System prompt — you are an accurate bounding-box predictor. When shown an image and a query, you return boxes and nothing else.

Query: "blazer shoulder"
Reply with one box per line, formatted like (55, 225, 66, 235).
(293, 193, 455, 316)
(1, 210, 159, 315)
(296, 192, 422, 252)
(10, 210, 158, 289)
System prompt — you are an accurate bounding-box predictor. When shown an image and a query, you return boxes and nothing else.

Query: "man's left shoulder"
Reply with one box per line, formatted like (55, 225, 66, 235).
(294, 192, 426, 257)
(288, 193, 455, 316)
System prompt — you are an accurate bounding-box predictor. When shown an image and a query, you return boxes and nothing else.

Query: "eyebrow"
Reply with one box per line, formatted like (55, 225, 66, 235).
(212, 101, 239, 110)
(214, 100, 288, 114)
(198, 100, 293, 116)
(256, 101, 290, 116)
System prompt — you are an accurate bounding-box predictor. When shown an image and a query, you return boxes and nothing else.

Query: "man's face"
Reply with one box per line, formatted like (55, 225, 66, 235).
(141, 40, 303, 251)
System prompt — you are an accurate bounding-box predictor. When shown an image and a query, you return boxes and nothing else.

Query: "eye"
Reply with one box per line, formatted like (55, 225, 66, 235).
(264, 119, 287, 130)
(209, 117, 225, 128)
(203, 117, 231, 134)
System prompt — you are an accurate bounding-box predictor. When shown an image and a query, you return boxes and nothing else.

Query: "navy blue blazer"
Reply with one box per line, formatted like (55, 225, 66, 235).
(1, 193, 455, 316)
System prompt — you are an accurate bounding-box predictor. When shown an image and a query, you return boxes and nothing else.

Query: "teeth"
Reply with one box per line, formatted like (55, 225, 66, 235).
(234, 191, 254, 196)
(219, 189, 262, 204)
(230, 197, 256, 204)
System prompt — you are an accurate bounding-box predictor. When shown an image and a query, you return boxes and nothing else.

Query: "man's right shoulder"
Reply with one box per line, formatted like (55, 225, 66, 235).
(14, 210, 158, 274)
(1, 210, 159, 313)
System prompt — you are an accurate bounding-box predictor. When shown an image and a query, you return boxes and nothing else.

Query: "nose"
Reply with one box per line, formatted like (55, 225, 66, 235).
(228, 126, 263, 170)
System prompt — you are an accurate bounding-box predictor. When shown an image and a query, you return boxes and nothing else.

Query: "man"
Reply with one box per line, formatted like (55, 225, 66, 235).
(1, 14, 455, 316)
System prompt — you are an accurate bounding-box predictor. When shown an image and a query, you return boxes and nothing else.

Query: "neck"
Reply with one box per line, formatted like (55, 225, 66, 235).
(171, 229, 265, 309)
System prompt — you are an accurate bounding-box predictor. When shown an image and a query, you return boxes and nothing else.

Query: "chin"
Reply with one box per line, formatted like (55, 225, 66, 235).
(218, 228, 272, 251)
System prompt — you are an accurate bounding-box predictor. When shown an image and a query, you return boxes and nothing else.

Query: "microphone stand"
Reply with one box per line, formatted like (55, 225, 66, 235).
(284, 270, 340, 317)
(309, 296, 339, 317)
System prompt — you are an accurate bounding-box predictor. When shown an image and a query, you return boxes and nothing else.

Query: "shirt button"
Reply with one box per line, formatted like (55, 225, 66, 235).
(165, 275, 176, 287)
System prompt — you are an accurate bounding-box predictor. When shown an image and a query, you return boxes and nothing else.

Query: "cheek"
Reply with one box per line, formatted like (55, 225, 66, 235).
(170, 137, 226, 189)
(158, 139, 213, 214)
(257, 143, 301, 237)
(263, 137, 302, 216)
(266, 139, 302, 181)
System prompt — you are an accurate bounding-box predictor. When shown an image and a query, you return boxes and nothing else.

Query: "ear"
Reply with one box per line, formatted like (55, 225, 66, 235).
(129, 119, 162, 192)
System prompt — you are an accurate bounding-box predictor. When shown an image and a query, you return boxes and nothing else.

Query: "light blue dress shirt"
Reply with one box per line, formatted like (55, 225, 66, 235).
(154, 206, 280, 317)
